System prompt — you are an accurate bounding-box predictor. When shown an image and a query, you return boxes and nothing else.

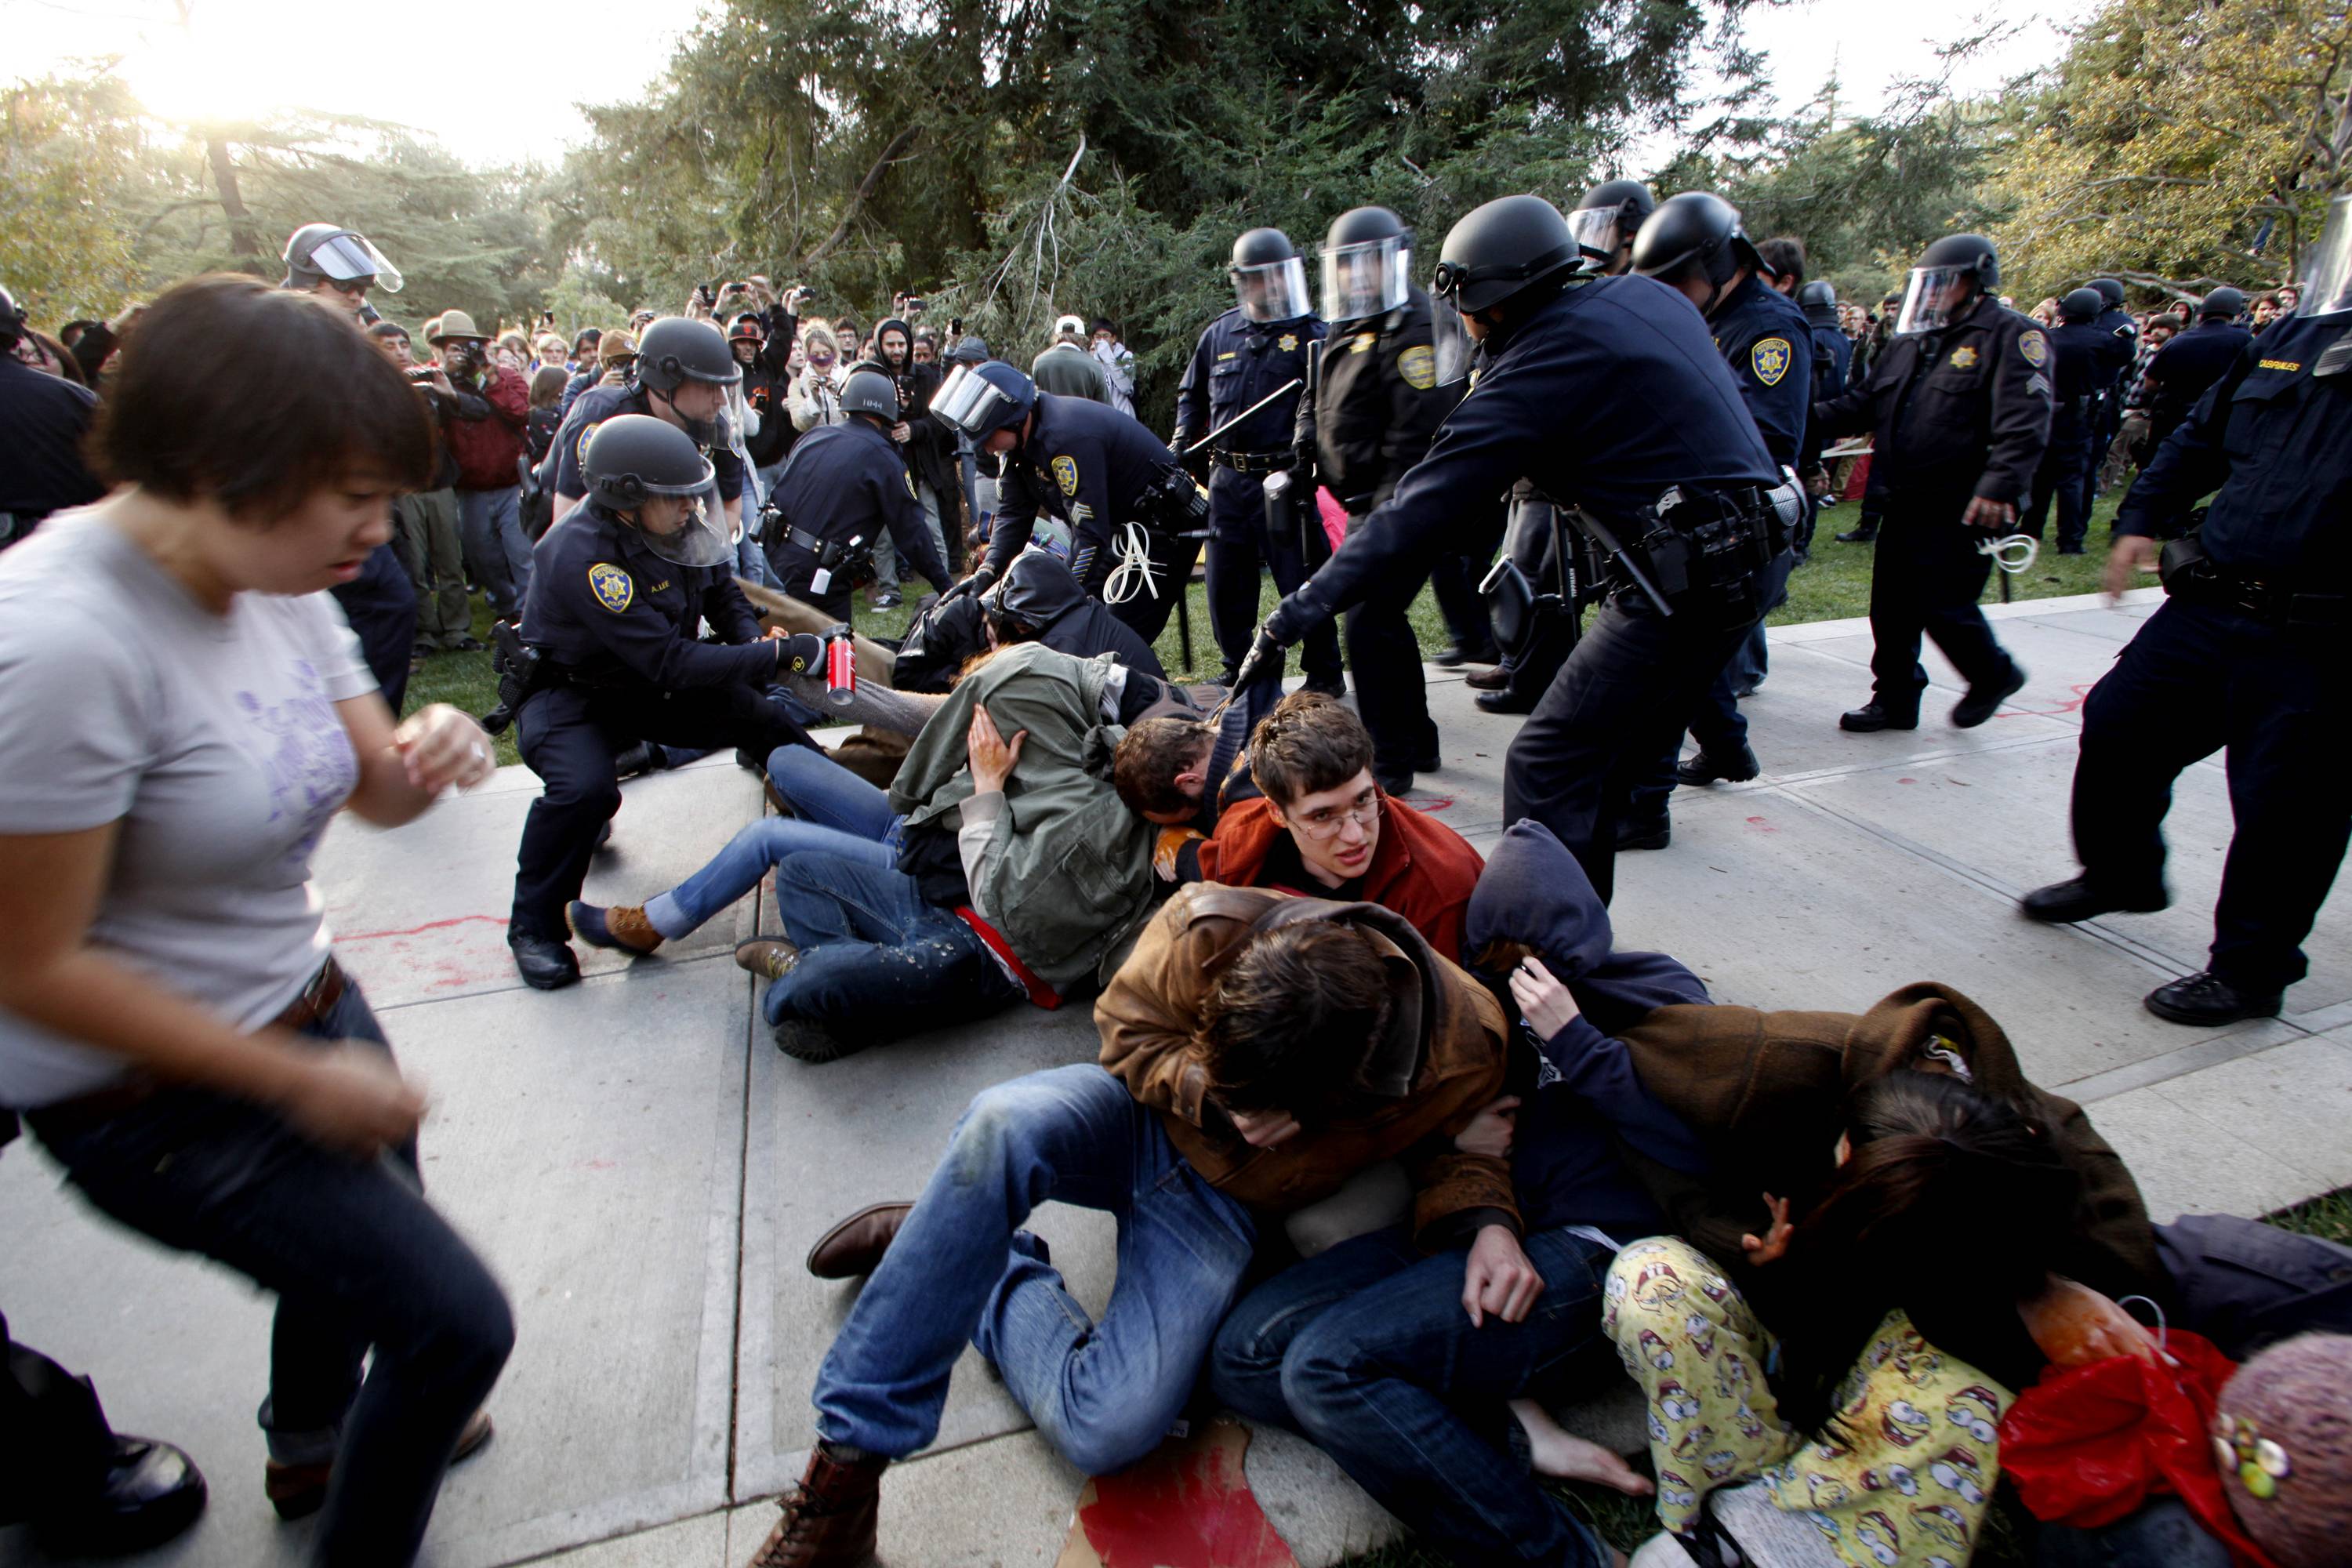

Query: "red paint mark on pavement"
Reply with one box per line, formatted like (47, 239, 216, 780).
(1075, 1439, 1296, 1568)
(1897, 778, 1917, 784)
(1744, 815, 1779, 833)
(1998, 681, 2095, 719)
(336, 913, 511, 943)
(1405, 794, 1455, 812)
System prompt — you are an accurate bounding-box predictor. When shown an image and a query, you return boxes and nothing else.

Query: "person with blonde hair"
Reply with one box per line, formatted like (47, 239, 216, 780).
(789, 322, 847, 432)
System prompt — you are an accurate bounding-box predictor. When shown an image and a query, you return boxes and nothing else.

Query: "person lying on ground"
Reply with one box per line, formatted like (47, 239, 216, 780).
(892, 546, 1163, 694)
(745, 883, 1513, 1568)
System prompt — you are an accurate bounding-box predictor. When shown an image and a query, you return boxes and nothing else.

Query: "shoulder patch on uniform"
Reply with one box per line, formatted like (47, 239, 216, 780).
(1949, 345, 1980, 370)
(1052, 454, 1080, 497)
(2018, 329, 2048, 367)
(2258, 358, 2303, 372)
(588, 561, 634, 613)
(1750, 336, 1791, 387)
(1398, 344, 1437, 390)
(576, 419, 603, 470)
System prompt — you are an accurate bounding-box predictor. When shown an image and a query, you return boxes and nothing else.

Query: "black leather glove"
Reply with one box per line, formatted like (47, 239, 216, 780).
(940, 565, 997, 604)
(772, 632, 827, 677)
(1229, 623, 1287, 691)
(1291, 438, 1318, 487)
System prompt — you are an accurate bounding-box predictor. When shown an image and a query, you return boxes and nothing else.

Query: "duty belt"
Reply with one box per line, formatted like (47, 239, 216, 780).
(1210, 448, 1289, 475)
(2162, 556, 2349, 629)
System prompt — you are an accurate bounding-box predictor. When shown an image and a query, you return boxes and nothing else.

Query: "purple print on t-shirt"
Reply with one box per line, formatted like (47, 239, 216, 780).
(238, 657, 357, 869)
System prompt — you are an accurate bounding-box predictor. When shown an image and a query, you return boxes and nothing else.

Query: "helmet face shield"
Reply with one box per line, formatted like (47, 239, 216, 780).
(933, 364, 1023, 437)
(1567, 205, 1624, 269)
(2297, 194, 2352, 318)
(1895, 265, 1978, 334)
(308, 231, 403, 293)
(1429, 301, 1476, 388)
(1232, 256, 1312, 323)
(637, 499, 734, 567)
(1320, 238, 1410, 323)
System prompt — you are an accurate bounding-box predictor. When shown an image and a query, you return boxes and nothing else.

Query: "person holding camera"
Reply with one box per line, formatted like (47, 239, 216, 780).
(762, 368, 951, 622)
(427, 309, 535, 620)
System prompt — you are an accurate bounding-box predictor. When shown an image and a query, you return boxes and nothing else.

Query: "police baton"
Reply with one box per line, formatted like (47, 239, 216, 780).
(1181, 379, 1305, 456)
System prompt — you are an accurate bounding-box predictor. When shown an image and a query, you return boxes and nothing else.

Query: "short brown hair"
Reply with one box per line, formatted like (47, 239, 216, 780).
(1247, 691, 1374, 808)
(1112, 717, 1216, 817)
(1201, 922, 1394, 1116)
(89, 274, 434, 524)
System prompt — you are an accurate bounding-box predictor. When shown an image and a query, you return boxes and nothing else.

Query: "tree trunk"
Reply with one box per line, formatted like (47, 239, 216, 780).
(205, 133, 260, 258)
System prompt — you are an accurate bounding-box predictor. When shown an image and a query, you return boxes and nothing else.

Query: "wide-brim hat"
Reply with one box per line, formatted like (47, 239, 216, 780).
(430, 308, 489, 345)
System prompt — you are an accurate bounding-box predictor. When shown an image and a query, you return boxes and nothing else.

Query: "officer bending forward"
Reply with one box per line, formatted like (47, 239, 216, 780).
(506, 416, 822, 990)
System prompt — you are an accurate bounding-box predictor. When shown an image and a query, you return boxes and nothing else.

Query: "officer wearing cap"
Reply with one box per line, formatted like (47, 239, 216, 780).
(935, 360, 1205, 644)
(1813, 233, 2051, 733)
(1238, 194, 1793, 902)
(1174, 229, 1338, 690)
(1290, 205, 1454, 793)
(1030, 314, 1110, 401)
(550, 316, 747, 536)
(2020, 289, 2111, 554)
(761, 366, 950, 622)
(506, 414, 822, 990)
(2021, 195, 2352, 1028)
(2139, 286, 2252, 454)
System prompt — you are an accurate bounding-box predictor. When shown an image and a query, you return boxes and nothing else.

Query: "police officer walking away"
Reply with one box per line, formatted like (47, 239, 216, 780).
(506, 416, 821, 989)
(2020, 289, 2111, 554)
(1174, 229, 1338, 689)
(2139, 286, 2252, 456)
(1238, 194, 1795, 902)
(2021, 199, 2352, 1027)
(762, 366, 950, 622)
(1813, 234, 2050, 732)
(1292, 205, 1453, 793)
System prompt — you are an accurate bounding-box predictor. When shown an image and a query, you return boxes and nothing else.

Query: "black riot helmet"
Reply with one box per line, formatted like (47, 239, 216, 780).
(838, 365, 901, 425)
(1796, 279, 1838, 328)
(1568, 179, 1656, 274)
(1630, 193, 1765, 306)
(2059, 288, 2104, 324)
(281, 223, 402, 294)
(2199, 285, 2247, 319)
(1895, 234, 2001, 334)
(2090, 277, 2126, 309)
(635, 317, 742, 397)
(1431, 195, 1582, 315)
(1321, 206, 1414, 324)
(580, 413, 731, 566)
(1229, 227, 1312, 323)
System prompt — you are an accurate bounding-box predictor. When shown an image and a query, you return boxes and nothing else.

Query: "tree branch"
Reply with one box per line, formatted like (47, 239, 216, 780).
(798, 124, 920, 270)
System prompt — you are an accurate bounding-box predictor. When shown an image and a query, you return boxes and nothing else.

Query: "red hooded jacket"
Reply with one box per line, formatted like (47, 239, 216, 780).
(1196, 792, 1484, 963)
(440, 365, 530, 491)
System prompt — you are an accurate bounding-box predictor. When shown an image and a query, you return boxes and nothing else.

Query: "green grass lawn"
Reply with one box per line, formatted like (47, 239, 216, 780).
(417, 496, 2136, 765)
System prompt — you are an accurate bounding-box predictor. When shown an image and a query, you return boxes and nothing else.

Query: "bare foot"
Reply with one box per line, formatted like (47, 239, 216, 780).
(1509, 1398, 1656, 1497)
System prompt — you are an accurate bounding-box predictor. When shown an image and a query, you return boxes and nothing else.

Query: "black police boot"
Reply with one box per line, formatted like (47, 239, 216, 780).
(2143, 971, 2283, 1027)
(1839, 702, 1918, 732)
(1432, 641, 1501, 668)
(2020, 876, 2169, 924)
(1675, 742, 1760, 786)
(1834, 521, 1878, 544)
(509, 929, 581, 990)
(1302, 676, 1348, 699)
(1616, 811, 1671, 851)
(1375, 771, 1415, 797)
(613, 741, 662, 780)
(1475, 686, 1540, 717)
(1951, 662, 2027, 728)
(34, 1436, 209, 1556)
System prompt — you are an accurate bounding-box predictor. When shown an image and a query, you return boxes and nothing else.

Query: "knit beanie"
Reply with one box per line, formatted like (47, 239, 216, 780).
(2216, 1333, 2352, 1567)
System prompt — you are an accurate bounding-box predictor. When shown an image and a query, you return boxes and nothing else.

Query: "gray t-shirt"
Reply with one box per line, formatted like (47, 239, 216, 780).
(0, 512, 374, 1107)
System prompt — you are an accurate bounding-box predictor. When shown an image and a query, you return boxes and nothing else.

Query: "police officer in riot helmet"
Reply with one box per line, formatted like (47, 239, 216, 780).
(1291, 205, 1459, 793)
(2022, 194, 2352, 1027)
(935, 358, 1204, 643)
(2138, 285, 2252, 455)
(761, 365, 950, 623)
(1174, 229, 1338, 691)
(1813, 233, 2051, 733)
(2078, 276, 2140, 512)
(281, 222, 403, 321)
(549, 316, 748, 535)
(2019, 288, 2111, 554)
(505, 414, 824, 989)
(1237, 193, 1797, 906)
(1566, 179, 1657, 278)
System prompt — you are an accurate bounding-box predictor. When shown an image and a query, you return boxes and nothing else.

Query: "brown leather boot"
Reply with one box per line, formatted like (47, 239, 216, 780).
(266, 1408, 494, 1522)
(746, 1446, 885, 1567)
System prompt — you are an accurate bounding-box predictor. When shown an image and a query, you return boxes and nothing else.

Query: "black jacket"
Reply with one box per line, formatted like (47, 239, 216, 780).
(0, 358, 103, 533)
(521, 500, 775, 690)
(764, 419, 949, 599)
(891, 553, 1167, 693)
(1298, 287, 1451, 510)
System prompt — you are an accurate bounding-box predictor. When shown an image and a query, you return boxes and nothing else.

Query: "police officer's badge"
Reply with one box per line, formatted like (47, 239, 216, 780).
(1279, 333, 1298, 353)
(1352, 332, 1376, 354)
(1052, 455, 1080, 497)
(1950, 346, 1980, 369)
(2018, 330, 2048, 367)
(904, 471, 918, 498)
(1399, 345, 1438, 390)
(1751, 337, 1792, 387)
(588, 561, 634, 613)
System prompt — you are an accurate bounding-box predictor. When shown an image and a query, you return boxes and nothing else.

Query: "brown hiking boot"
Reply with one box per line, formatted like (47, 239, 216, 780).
(746, 1446, 885, 1566)
(735, 938, 802, 981)
(267, 1409, 493, 1522)
(568, 902, 663, 955)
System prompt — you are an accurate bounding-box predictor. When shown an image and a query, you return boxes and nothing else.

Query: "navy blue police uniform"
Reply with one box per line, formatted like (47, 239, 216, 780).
(1798, 308, 1852, 555)
(2021, 315, 2111, 552)
(981, 392, 1199, 643)
(553, 383, 747, 518)
(1296, 285, 1455, 787)
(762, 419, 949, 622)
(1174, 307, 1338, 685)
(2081, 302, 2140, 515)
(0, 352, 103, 548)
(506, 502, 815, 948)
(2143, 316, 2255, 452)
(2071, 312, 2352, 1004)
(1264, 272, 1786, 902)
(1813, 292, 2052, 717)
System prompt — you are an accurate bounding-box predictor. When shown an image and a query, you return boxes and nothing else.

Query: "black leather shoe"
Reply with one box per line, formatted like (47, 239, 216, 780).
(2020, 876, 2169, 924)
(1840, 702, 1918, 732)
(2144, 971, 2283, 1027)
(1475, 688, 1538, 716)
(1676, 742, 1760, 786)
(34, 1436, 208, 1556)
(1432, 643, 1501, 668)
(1374, 772, 1414, 797)
(1616, 811, 1671, 851)
(612, 741, 661, 779)
(1302, 677, 1348, 699)
(1951, 663, 2027, 728)
(1834, 524, 1878, 543)
(509, 930, 581, 990)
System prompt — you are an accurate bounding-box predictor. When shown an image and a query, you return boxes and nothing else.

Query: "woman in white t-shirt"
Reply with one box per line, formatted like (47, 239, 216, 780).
(0, 275, 514, 1567)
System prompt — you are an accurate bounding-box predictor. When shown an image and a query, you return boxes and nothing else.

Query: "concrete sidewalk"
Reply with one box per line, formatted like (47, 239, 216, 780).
(3, 588, 2346, 1568)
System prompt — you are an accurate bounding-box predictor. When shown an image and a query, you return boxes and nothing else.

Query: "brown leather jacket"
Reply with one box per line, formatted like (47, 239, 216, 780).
(1095, 884, 1515, 1246)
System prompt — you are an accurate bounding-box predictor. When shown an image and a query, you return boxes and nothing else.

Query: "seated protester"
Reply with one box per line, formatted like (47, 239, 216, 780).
(573, 641, 1165, 1061)
(891, 546, 1163, 695)
(1209, 818, 1711, 1568)
(749, 884, 1514, 1567)
(1192, 691, 1483, 961)
(759, 367, 951, 623)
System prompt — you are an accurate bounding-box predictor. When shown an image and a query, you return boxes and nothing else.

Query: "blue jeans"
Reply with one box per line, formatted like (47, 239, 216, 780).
(1210, 1224, 1617, 1568)
(813, 1064, 1256, 1472)
(644, 748, 904, 939)
(28, 978, 514, 1568)
(760, 851, 1022, 1032)
(457, 485, 533, 618)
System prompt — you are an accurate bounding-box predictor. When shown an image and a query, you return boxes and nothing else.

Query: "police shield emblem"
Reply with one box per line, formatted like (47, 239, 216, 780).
(588, 561, 634, 613)
(1398, 345, 1437, 390)
(1279, 334, 1298, 354)
(1751, 337, 1791, 387)
(2018, 330, 2048, 367)
(1052, 455, 1080, 497)
(1950, 346, 1980, 370)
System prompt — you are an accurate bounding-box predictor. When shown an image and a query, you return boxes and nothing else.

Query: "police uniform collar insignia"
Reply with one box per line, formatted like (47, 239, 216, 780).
(1949, 345, 1980, 369)
(1751, 337, 1791, 387)
(588, 561, 635, 612)
(2018, 330, 2048, 367)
